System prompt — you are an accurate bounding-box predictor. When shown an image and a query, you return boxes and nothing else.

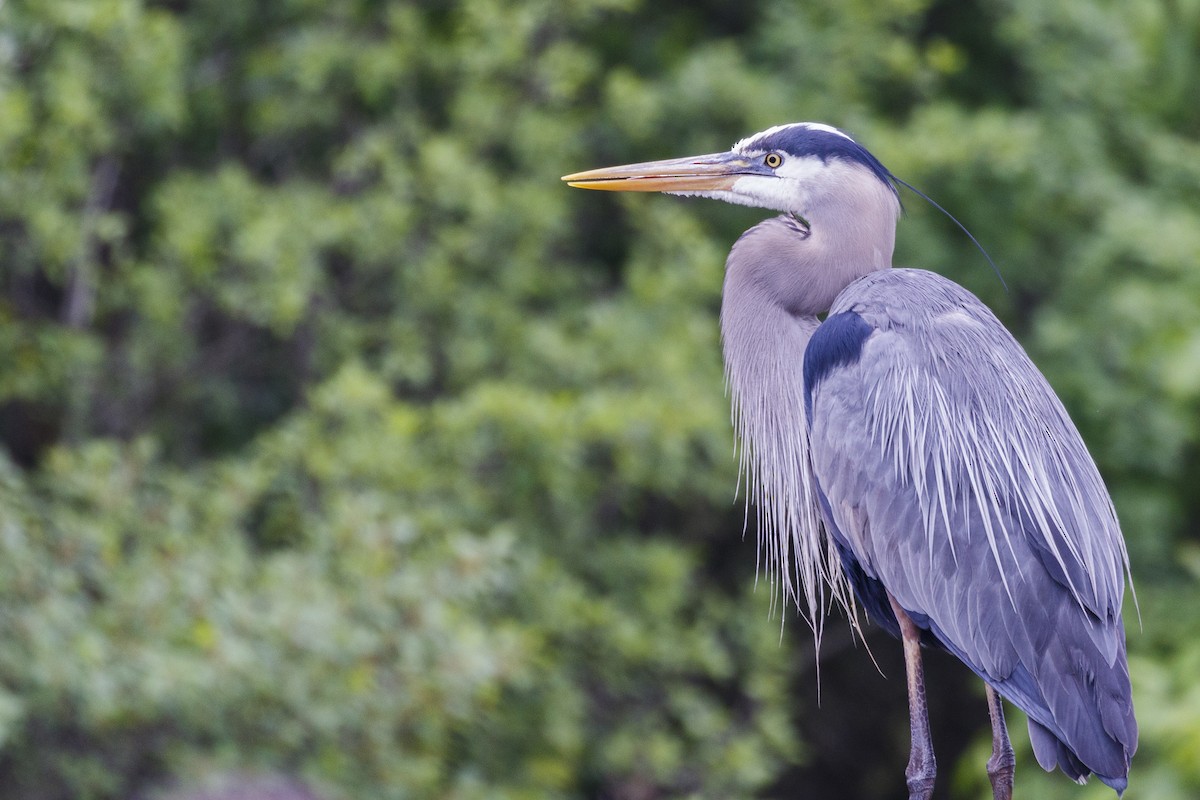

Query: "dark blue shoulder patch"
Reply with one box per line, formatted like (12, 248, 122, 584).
(803, 311, 873, 422)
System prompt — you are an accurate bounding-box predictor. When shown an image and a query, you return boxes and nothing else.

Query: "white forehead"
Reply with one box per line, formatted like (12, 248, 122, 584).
(732, 122, 854, 153)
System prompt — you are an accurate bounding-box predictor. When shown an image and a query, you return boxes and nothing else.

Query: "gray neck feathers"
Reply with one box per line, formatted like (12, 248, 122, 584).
(719, 171, 897, 632)
(724, 171, 898, 318)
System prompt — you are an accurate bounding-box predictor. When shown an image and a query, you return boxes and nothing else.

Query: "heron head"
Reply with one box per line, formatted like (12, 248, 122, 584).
(562, 122, 900, 222)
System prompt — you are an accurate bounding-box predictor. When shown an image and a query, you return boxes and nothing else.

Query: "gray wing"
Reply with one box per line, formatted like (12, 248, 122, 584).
(804, 268, 1136, 788)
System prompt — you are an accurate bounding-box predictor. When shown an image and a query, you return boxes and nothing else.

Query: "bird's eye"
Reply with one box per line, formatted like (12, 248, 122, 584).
(764, 153, 783, 168)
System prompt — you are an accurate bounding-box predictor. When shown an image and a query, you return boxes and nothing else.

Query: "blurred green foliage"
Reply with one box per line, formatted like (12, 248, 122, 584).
(0, 0, 1197, 798)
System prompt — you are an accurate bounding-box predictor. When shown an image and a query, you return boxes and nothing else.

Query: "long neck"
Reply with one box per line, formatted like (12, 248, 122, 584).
(717, 166, 897, 630)
(718, 189, 895, 631)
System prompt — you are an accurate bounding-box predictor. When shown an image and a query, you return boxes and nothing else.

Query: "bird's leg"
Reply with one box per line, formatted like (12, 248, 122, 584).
(887, 593, 936, 800)
(985, 684, 1015, 800)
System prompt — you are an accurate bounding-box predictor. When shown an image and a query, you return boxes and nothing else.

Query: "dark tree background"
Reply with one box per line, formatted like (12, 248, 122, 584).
(0, 0, 1198, 798)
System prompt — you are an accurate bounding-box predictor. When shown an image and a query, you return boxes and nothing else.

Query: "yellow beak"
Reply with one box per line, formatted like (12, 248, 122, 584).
(561, 152, 758, 193)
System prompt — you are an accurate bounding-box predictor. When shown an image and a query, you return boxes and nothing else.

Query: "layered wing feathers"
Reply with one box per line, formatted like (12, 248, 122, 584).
(805, 268, 1135, 788)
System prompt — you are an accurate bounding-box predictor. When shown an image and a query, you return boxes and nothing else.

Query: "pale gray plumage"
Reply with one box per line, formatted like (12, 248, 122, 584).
(563, 121, 1137, 799)
(808, 269, 1135, 786)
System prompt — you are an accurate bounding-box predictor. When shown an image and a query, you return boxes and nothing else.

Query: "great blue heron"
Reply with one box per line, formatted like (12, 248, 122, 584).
(563, 123, 1136, 799)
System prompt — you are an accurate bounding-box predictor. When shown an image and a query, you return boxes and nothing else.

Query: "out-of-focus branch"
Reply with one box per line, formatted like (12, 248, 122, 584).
(63, 155, 121, 329)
